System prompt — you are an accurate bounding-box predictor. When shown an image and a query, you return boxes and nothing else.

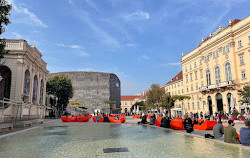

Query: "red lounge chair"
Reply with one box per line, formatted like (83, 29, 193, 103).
(77, 115, 91, 122)
(61, 116, 77, 122)
(193, 121, 217, 130)
(170, 119, 184, 130)
(147, 115, 152, 119)
(108, 117, 126, 123)
(93, 117, 104, 122)
(176, 117, 182, 119)
(155, 117, 163, 127)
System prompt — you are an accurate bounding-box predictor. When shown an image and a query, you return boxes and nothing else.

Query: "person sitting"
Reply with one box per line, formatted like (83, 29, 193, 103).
(162, 115, 167, 128)
(141, 115, 147, 124)
(213, 120, 224, 140)
(193, 117, 199, 124)
(183, 115, 194, 133)
(240, 120, 250, 146)
(149, 114, 156, 125)
(166, 116, 171, 128)
(224, 120, 240, 144)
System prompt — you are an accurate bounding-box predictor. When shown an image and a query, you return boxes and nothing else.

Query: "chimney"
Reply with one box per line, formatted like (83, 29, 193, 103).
(201, 38, 204, 42)
(228, 19, 232, 25)
(182, 52, 184, 56)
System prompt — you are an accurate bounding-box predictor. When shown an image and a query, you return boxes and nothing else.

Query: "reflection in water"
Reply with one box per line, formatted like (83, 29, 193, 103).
(0, 124, 249, 158)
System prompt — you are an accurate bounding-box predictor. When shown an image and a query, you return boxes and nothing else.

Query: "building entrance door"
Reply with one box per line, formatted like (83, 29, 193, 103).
(0, 65, 12, 100)
(227, 93, 232, 113)
(216, 93, 223, 112)
(208, 96, 213, 116)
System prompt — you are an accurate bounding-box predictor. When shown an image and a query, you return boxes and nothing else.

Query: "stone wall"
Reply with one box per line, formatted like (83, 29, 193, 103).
(49, 71, 121, 114)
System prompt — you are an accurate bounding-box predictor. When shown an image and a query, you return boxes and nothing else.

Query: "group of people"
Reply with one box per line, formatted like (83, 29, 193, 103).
(213, 119, 250, 146)
(139, 113, 250, 146)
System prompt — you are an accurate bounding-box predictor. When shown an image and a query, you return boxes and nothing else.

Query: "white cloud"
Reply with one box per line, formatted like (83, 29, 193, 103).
(85, 0, 100, 12)
(124, 10, 150, 21)
(11, 32, 23, 39)
(126, 43, 135, 47)
(168, 62, 181, 66)
(56, 43, 65, 47)
(7, 0, 47, 28)
(69, 45, 81, 49)
(76, 51, 89, 57)
(141, 55, 150, 60)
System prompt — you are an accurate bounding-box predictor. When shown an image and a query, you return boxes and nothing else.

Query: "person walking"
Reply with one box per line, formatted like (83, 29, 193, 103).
(224, 120, 240, 144)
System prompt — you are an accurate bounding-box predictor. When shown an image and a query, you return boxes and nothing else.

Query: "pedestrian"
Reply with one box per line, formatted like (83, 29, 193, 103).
(224, 120, 240, 144)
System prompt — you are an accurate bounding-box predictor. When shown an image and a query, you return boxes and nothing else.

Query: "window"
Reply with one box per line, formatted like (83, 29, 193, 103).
(225, 62, 232, 81)
(33, 76, 38, 99)
(242, 70, 246, 79)
(205, 55, 209, 62)
(125, 102, 127, 105)
(178, 90, 180, 94)
(194, 62, 196, 68)
(196, 83, 198, 90)
(195, 71, 198, 80)
(192, 95, 194, 99)
(200, 59, 202, 65)
(197, 102, 200, 109)
(191, 84, 193, 91)
(175, 91, 177, 95)
(178, 83, 179, 87)
(192, 102, 194, 109)
(186, 75, 188, 83)
(172, 85, 173, 88)
(200, 70, 203, 78)
(249, 36, 250, 43)
(182, 89, 183, 94)
(181, 82, 183, 86)
(40, 80, 44, 104)
(203, 101, 206, 109)
(175, 84, 176, 88)
(116, 83, 120, 87)
(190, 64, 192, 70)
(240, 55, 244, 65)
(188, 103, 190, 109)
(223, 45, 229, 53)
(186, 86, 189, 92)
(201, 81, 204, 87)
(206, 69, 211, 85)
(238, 40, 242, 48)
(197, 94, 199, 99)
(213, 50, 219, 58)
(215, 66, 221, 84)
(190, 73, 193, 81)
(24, 70, 30, 96)
(185, 66, 187, 72)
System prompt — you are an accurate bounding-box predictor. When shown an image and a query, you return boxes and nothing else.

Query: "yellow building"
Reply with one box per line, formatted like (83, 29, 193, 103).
(181, 16, 250, 115)
(165, 71, 184, 117)
(121, 95, 146, 114)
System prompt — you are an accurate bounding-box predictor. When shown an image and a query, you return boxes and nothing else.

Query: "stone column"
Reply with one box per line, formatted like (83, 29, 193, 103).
(137, 105, 139, 114)
(134, 105, 136, 114)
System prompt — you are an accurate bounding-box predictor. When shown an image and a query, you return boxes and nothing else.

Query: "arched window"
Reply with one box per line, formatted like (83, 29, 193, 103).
(215, 66, 221, 84)
(33, 75, 38, 99)
(24, 70, 30, 96)
(40, 79, 44, 104)
(225, 62, 232, 81)
(206, 69, 211, 86)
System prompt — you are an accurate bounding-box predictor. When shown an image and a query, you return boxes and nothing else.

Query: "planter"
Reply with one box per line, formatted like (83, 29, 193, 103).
(231, 117, 236, 121)
(222, 117, 226, 120)
(239, 118, 244, 121)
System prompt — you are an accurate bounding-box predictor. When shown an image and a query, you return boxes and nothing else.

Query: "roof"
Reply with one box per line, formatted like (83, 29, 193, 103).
(161, 87, 165, 91)
(197, 19, 241, 47)
(121, 95, 146, 101)
(166, 71, 183, 85)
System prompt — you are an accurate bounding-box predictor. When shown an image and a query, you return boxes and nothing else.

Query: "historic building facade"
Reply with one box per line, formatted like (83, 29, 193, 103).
(121, 95, 146, 113)
(165, 71, 184, 117)
(180, 16, 250, 115)
(49, 72, 121, 114)
(0, 39, 49, 122)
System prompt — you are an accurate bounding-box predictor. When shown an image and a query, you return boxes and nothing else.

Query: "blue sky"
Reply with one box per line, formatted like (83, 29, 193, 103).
(3, 0, 250, 95)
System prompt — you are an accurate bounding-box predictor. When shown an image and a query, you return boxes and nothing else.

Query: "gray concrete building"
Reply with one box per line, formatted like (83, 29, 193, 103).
(49, 72, 121, 114)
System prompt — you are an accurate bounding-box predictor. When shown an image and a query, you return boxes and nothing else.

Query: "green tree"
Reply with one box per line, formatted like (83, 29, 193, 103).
(0, 0, 12, 59)
(146, 84, 165, 112)
(132, 101, 147, 112)
(238, 85, 250, 103)
(104, 101, 117, 114)
(159, 93, 174, 114)
(46, 75, 73, 116)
